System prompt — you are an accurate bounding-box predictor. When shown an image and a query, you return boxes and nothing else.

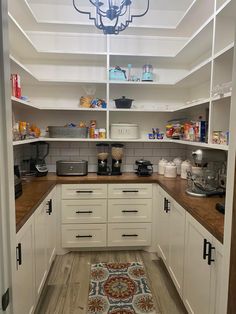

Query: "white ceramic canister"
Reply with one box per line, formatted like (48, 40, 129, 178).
(164, 162, 177, 178)
(158, 158, 168, 175)
(173, 157, 182, 175)
(181, 160, 192, 179)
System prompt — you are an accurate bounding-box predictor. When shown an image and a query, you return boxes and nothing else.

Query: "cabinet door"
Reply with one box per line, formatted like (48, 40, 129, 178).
(46, 188, 57, 267)
(183, 213, 212, 314)
(168, 200, 185, 297)
(14, 217, 35, 314)
(34, 202, 48, 300)
(156, 187, 170, 265)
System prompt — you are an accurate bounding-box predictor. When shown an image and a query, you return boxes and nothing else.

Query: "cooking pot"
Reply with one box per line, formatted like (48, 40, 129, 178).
(114, 96, 133, 109)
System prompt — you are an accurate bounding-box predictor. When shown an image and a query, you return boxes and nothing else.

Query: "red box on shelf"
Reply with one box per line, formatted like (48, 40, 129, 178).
(11, 74, 21, 98)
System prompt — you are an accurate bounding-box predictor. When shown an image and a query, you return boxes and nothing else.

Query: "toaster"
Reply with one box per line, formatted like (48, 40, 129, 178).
(56, 160, 88, 176)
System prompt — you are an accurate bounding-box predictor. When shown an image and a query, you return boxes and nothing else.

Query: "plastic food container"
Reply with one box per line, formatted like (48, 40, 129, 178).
(110, 123, 139, 139)
(114, 96, 133, 109)
(164, 162, 177, 178)
(158, 159, 168, 175)
(48, 126, 88, 138)
(173, 157, 182, 176)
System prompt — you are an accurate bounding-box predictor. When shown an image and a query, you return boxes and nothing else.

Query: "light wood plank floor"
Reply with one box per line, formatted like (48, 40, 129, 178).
(35, 251, 187, 314)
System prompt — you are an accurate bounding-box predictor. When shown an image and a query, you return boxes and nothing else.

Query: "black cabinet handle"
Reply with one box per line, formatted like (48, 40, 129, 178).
(76, 190, 93, 193)
(46, 199, 52, 215)
(122, 210, 139, 213)
(203, 239, 209, 260)
(16, 243, 22, 266)
(76, 235, 93, 238)
(76, 210, 93, 214)
(164, 198, 170, 213)
(207, 243, 215, 265)
(122, 234, 138, 237)
(122, 190, 139, 193)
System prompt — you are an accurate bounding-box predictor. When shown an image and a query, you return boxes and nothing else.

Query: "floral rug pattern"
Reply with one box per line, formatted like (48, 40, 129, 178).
(88, 262, 156, 314)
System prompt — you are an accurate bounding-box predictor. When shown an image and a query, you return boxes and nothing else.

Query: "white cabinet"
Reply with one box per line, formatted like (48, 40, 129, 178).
(13, 187, 57, 313)
(183, 212, 223, 314)
(46, 189, 57, 267)
(156, 187, 185, 296)
(168, 199, 186, 297)
(14, 216, 35, 314)
(61, 184, 108, 248)
(61, 183, 153, 248)
(34, 188, 57, 300)
(34, 202, 47, 299)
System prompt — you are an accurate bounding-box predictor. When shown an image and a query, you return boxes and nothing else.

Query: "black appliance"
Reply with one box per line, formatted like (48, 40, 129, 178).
(96, 143, 110, 175)
(111, 143, 124, 176)
(135, 159, 153, 177)
(14, 165, 22, 199)
(30, 142, 49, 176)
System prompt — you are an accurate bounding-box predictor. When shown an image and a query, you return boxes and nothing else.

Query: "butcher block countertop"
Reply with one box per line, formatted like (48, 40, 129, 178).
(15, 173, 224, 243)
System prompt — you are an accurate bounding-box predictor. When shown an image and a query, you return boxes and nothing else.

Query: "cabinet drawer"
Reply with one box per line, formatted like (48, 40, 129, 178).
(61, 224, 106, 248)
(107, 223, 151, 247)
(62, 184, 107, 199)
(108, 184, 152, 199)
(108, 199, 152, 223)
(62, 200, 107, 223)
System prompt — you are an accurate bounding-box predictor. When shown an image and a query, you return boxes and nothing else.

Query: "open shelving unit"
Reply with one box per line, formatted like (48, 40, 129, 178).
(9, 0, 235, 153)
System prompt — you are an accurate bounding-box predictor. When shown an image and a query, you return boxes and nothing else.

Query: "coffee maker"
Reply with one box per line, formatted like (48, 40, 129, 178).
(111, 144, 124, 175)
(96, 143, 110, 175)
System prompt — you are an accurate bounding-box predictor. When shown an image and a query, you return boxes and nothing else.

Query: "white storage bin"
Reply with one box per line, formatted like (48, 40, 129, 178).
(110, 123, 139, 139)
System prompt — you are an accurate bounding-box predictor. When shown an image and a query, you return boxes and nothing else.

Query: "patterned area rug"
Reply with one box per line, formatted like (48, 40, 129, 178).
(88, 262, 156, 314)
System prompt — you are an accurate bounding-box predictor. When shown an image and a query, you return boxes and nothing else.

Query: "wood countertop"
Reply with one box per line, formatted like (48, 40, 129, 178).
(15, 173, 224, 243)
(15, 181, 56, 233)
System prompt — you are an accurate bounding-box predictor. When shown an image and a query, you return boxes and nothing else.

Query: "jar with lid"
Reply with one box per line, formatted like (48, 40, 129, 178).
(173, 157, 182, 175)
(164, 162, 177, 178)
(181, 160, 192, 179)
(158, 159, 168, 175)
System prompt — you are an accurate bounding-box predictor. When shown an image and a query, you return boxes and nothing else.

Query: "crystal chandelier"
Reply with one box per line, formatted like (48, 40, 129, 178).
(73, 0, 150, 35)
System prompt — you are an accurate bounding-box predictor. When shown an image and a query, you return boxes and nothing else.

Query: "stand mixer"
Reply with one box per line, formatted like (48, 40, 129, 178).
(186, 149, 226, 197)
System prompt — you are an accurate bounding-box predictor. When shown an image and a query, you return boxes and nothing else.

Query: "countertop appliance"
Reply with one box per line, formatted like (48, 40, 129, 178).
(96, 143, 110, 175)
(135, 159, 153, 176)
(56, 160, 88, 176)
(142, 64, 153, 81)
(30, 142, 49, 176)
(111, 144, 124, 175)
(186, 149, 226, 197)
(14, 165, 22, 199)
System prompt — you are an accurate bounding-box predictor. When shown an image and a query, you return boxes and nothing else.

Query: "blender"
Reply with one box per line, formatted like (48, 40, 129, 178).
(142, 64, 153, 81)
(111, 144, 124, 175)
(96, 143, 110, 175)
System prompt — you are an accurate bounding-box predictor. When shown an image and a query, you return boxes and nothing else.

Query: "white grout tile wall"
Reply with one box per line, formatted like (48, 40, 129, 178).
(14, 142, 187, 173)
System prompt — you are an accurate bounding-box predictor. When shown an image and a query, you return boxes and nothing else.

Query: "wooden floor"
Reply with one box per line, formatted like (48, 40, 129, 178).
(35, 251, 187, 314)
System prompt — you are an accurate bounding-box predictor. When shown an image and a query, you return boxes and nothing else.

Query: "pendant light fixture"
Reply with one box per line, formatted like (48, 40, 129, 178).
(73, 0, 150, 35)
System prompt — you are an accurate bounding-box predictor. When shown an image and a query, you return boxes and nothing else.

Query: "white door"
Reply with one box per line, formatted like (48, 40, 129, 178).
(46, 188, 57, 267)
(183, 213, 212, 314)
(168, 200, 185, 297)
(156, 187, 170, 265)
(35, 203, 48, 300)
(0, 0, 16, 312)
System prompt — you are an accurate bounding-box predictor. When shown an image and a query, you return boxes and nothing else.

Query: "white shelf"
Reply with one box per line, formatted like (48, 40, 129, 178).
(108, 108, 174, 113)
(13, 138, 39, 146)
(11, 96, 40, 109)
(175, 98, 210, 111)
(211, 92, 232, 101)
(11, 137, 228, 151)
(214, 42, 234, 59)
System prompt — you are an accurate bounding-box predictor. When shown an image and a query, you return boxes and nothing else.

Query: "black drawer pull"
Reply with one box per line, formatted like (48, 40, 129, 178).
(122, 210, 139, 213)
(122, 190, 139, 193)
(76, 235, 93, 238)
(122, 234, 138, 237)
(76, 210, 93, 214)
(46, 199, 52, 215)
(16, 243, 22, 266)
(207, 243, 215, 265)
(203, 239, 209, 260)
(76, 190, 93, 193)
(164, 198, 170, 213)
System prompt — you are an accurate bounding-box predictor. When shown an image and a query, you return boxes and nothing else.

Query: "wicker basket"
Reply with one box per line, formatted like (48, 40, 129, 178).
(48, 126, 88, 138)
